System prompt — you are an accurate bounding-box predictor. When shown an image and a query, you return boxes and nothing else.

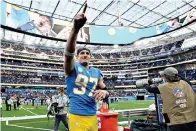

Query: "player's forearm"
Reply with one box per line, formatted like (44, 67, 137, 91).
(65, 27, 79, 54)
(64, 27, 79, 74)
(64, 4, 87, 57)
(104, 90, 109, 98)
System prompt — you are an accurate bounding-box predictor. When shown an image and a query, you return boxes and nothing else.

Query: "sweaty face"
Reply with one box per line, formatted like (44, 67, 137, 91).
(34, 16, 52, 34)
(77, 50, 91, 66)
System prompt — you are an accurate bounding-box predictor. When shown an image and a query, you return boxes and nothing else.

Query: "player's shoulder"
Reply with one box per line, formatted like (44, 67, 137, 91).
(90, 66, 99, 71)
(74, 62, 80, 66)
(74, 62, 84, 70)
(90, 66, 102, 73)
(65, 62, 80, 77)
(74, 62, 85, 72)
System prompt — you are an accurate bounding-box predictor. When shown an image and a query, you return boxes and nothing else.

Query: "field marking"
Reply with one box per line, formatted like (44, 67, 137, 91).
(19, 107, 34, 110)
(12, 120, 54, 125)
(8, 124, 54, 131)
(21, 107, 38, 115)
(25, 108, 34, 110)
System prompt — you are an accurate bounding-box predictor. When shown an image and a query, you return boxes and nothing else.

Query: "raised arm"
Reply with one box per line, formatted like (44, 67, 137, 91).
(64, 4, 87, 75)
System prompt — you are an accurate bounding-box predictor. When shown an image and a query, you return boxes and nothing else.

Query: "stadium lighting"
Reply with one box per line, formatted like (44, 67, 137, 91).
(46, 42, 51, 47)
(54, 43, 59, 48)
(35, 41, 40, 45)
(5, 35, 11, 40)
(26, 40, 33, 45)
(0, 32, 3, 39)
(12, 36, 18, 41)
(113, 44, 119, 48)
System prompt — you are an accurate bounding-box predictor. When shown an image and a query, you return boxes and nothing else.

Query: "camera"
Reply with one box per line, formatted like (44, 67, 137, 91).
(136, 78, 163, 88)
(1, 87, 5, 93)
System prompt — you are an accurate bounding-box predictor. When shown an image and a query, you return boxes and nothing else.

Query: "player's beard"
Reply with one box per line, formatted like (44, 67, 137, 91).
(81, 62, 88, 67)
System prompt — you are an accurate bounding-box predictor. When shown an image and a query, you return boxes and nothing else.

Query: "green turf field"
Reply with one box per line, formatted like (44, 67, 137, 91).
(1, 100, 154, 131)
(2, 105, 47, 117)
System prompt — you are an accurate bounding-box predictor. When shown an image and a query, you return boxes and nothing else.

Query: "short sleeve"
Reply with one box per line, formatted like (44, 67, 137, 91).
(98, 69, 103, 81)
(73, 62, 79, 74)
(65, 62, 78, 78)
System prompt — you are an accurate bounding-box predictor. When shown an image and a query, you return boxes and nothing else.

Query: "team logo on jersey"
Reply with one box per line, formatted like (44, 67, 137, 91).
(78, 67, 83, 72)
(173, 88, 184, 98)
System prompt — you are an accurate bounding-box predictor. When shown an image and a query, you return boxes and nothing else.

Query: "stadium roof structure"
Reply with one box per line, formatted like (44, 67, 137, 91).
(1, 0, 196, 53)
(1, 21, 196, 53)
(4, 0, 196, 28)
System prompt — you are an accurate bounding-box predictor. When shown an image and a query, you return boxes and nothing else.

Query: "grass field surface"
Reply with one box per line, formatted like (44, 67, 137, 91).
(1, 100, 154, 131)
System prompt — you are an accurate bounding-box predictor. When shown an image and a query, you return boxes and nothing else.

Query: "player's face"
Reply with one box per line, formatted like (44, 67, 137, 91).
(77, 50, 91, 65)
(34, 16, 52, 34)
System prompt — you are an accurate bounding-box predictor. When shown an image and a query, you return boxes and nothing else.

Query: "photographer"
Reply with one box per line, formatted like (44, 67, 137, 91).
(142, 67, 196, 131)
(50, 87, 69, 131)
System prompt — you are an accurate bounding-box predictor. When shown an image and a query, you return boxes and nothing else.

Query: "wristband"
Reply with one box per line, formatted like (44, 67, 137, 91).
(64, 47, 75, 57)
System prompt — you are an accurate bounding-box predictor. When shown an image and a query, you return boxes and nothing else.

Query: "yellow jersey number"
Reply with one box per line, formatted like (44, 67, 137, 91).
(73, 74, 98, 96)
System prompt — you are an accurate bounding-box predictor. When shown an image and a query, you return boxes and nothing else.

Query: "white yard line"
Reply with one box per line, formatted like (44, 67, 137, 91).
(1, 115, 50, 121)
(21, 107, 38, 115)
(8, 124, 54, 131)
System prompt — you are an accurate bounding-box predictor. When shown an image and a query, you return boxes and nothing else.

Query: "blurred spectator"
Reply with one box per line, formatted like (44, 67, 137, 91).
(0, 97, 2, 117)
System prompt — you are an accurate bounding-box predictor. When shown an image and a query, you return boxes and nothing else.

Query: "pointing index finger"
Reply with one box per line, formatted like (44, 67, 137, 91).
(83, 2, 87, 14)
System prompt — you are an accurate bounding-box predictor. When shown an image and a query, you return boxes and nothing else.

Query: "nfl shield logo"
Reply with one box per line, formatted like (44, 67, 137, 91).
(78, 67, 83, 72)
(173, 88, 184, 98)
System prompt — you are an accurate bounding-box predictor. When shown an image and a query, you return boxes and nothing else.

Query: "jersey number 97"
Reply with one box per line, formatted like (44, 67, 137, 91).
(74, 74, 98, 96)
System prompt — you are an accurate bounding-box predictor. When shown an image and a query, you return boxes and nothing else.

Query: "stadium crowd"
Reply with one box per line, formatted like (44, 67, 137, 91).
(99, 40, 184, 59)
(1, 48, 195, 71)
(1, 39, 194, 62)
(1, 39, 195, 98)
(1, 69, 195, 86)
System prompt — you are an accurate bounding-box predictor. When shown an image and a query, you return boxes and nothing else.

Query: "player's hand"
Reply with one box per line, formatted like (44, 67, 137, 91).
(74, 3, 87, 30)
(94, 90, 109, 101)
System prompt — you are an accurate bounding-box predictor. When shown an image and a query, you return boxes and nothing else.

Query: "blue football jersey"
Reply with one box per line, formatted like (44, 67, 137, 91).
(66, 62, 102, 116)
